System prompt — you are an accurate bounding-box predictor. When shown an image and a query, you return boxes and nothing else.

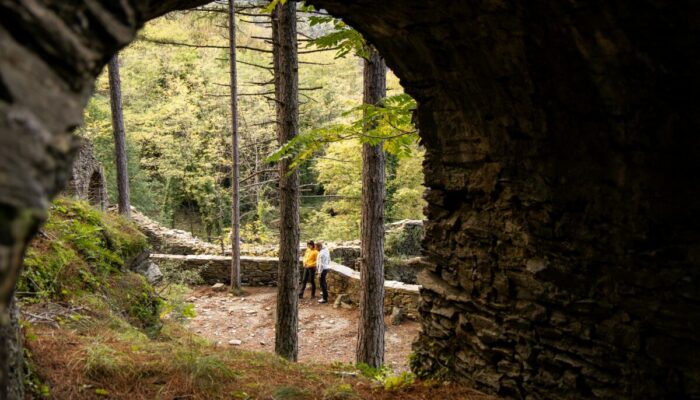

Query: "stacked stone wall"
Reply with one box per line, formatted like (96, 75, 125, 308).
(325, 263, 420, 319)
(65, 141, 108, 210)
(150, 254, 279, 286)
(310, 1, 700, 398)
(149, 254, 421, 318)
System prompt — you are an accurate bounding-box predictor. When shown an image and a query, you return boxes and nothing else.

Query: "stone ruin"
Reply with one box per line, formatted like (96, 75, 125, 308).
(64, 140, 108, 211)
(130, 208, 223, 255)
(2, 1, 698, 399)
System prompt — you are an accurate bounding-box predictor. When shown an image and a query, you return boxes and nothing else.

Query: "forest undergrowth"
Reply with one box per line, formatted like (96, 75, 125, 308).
(19, 199, 491, 400)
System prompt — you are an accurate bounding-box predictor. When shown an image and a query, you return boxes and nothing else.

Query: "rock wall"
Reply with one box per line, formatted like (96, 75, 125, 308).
(1, 1, 698, 399)
(309, 1, 700, 399)
(131, 209, 222, 255)
(150, 254, 280, 286)
(325, 262, 420, 320)
(329, 245, 361, 270)
(65, 141, 108, 210)
(149, 253, 421, 318)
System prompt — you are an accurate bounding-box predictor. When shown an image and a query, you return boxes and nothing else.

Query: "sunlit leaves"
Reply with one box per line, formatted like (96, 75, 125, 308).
(307, 16, 368, 59)
(267, 93, 418, 167)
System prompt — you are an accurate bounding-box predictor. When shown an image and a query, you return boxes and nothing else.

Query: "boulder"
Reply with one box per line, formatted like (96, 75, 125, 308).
(390, 306, 404, 325)
(212, 283, 226, 292)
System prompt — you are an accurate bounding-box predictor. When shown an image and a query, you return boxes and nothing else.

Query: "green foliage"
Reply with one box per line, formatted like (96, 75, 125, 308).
(268, 94, 418, 167)
(385, 225, 423, 258)
(355, 363, 415, 392)
(355, 363, 389, 380)
(299, 140, 425, 241)
(80, 10, 425, 245)
(323, 383, 358, 400)
(159, 284, 198, 322)
(24, 348, 50, 398)
(383, 372, 416, 392)
(268, 92, 423, 241)
(308, 15, 368, 59)
(107, 273, 163, 334)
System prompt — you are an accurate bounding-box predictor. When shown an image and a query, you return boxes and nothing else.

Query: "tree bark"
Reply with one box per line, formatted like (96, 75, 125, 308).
(228, 0, 241, 292)
(0, 297, 24, 400)
(356, 47, 387, 369)
(0, 210, 40, 400)
(107, 55, 131, 217)
(272, 0, 300, 362)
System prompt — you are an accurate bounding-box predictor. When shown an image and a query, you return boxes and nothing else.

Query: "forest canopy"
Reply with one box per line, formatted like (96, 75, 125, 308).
(81, 9, 425, 245)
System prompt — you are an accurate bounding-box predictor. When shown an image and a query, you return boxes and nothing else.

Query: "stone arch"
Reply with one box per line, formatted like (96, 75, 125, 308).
(0, 2, 698, 399)
(65, 141, 108, 211)
(87, 170, 106, 210)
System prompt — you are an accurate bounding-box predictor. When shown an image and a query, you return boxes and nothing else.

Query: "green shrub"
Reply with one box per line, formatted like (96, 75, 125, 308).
(384, 222, 423, 257)
(106, 273, 163, 335)
(383, 372, 415, 392)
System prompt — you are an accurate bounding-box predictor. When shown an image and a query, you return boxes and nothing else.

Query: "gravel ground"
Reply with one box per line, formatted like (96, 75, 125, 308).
(186, 286, 421, 373)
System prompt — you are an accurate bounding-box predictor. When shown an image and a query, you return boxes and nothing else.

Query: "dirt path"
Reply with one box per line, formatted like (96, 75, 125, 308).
(185, 286, 421, 373)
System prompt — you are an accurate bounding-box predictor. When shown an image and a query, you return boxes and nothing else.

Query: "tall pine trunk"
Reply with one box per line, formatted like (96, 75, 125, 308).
(228, 0, 241, 291)
(107, 55, 131, 217)
(356, 47, 387, 369)
(273, 0, 300, 361)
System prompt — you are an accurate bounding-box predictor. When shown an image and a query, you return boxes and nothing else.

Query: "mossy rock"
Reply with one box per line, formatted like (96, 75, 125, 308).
(18, 197, 147, 301)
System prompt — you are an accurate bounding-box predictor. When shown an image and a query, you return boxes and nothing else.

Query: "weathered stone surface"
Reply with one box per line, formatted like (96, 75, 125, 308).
(326, 262, 421, 319)
(1, 0, 698, 399)
(131, 209, 222, 255)
(134, 260, 163, 284)
(64, 140, 107, 210)
(329, 245, 361, 270)
(150, 254, 288, 287)
(390, 306, 404, 326)
(211, 283, 226, 292)
(296, 2, 700, 398)
(385, 256, 424, 284)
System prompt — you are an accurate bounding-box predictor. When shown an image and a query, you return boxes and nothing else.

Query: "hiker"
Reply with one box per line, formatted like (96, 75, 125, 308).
(299, 240, 318, 299)
(316, 242, 331, 303)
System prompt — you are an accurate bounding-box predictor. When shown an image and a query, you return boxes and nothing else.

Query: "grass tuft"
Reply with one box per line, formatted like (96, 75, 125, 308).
(272, 385, 310, 400)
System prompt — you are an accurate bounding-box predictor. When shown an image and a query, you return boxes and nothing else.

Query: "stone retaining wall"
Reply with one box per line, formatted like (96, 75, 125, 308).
(149, 254, 421, 317)
(324, 263, 420, 319)
(132, 212, 222, 255)
(150, 254, 279, 286)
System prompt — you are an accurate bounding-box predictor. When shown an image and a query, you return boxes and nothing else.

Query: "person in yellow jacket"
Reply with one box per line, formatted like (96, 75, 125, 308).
(299, 240, 319, 299)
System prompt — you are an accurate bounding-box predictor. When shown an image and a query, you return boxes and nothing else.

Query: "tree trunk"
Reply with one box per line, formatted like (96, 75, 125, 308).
(356, 47, 387, 369)
(107, 55, 131, 217)
(272, 0, 300, 362)
(0, 212, 40, 400)
(228, 0, 241, 291)
(0, 297, 24, 400)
